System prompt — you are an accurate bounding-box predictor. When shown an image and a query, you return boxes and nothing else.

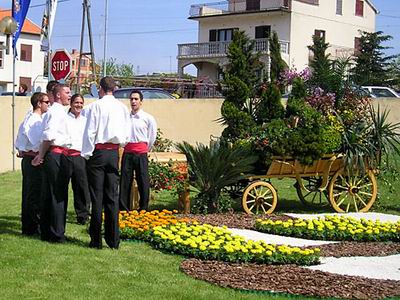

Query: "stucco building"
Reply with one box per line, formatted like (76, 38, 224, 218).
(177, 0, 378, 81)
(0, 9, 44, 93)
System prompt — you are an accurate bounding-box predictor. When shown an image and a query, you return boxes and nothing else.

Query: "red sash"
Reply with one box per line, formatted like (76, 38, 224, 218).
(21, 151, 38, 157)
(95, 143, 119, 150)
(65, 149, 81, 157)
(49, 146, 67, 154)
(124, 142, 148, 154)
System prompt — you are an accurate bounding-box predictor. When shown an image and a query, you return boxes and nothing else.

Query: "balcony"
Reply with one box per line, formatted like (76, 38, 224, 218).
(189, 0, 290, 18)
(178, 38, 289, 59)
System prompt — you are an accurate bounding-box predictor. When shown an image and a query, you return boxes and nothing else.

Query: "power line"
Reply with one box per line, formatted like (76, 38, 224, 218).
(55, 28, 196, 38)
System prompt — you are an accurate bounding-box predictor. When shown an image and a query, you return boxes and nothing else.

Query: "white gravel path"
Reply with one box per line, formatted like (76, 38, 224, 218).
(228, 213, 400, 281)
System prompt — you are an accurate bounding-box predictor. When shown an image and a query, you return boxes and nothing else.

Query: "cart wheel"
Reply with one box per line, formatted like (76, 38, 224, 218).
(242, 181, 277, 214)
(328, 168, 377, 213)
(295, 177, 329, 208)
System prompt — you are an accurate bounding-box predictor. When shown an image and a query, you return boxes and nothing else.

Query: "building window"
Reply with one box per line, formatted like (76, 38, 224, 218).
(80, 59, 88, 67)
(354, 37, 362, 55)
(297, 0, 319, 5)
(246, 0, 260, 11)
(255, 26, 271, 39)
(209, 28, 237, 42)
(20, 44, 32, 62)
(355, 0, 364, 17)
(0, 42, 4, 68)
(314, 29, 326, 41)
(336, 0, 343, 15)
(19, 77, 31, 92)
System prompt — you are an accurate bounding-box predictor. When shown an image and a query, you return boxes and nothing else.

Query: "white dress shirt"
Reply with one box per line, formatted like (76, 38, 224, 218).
(41, 102, 71, 147)
(66, 111, 87, 152)
(15, 111, 43, 152)
(128, 109, 157, 151)
(81, 95, 130, 159)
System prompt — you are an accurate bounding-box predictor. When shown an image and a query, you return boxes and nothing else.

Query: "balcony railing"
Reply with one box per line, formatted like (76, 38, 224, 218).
(189, 0, 290, 18)
(178, 38, 289, 59)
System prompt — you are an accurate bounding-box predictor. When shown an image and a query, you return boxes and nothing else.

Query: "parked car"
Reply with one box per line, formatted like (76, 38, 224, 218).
(361, 86, 400, 98)
(113, 87, 176, 99)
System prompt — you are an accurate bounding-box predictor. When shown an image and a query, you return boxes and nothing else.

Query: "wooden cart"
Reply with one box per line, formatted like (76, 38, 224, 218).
(242, 155, 378, 214)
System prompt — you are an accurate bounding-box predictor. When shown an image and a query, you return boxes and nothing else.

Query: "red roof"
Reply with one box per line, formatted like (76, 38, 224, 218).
(0, 9, 41, 35)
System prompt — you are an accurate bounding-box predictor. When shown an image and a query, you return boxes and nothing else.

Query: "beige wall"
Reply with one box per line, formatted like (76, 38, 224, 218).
(2, 96, 400, 173)
(0, 96, 224, 173)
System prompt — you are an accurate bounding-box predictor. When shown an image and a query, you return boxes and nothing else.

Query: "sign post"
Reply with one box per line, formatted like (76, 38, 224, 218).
(51, 49, 72, 81)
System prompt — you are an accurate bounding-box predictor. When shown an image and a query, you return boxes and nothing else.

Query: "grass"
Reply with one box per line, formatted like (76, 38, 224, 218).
(0, 171, 305, 300)
(1, 165, 399, 299)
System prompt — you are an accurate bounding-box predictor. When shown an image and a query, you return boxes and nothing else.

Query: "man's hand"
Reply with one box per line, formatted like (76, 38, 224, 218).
(32, 155, 43, 166)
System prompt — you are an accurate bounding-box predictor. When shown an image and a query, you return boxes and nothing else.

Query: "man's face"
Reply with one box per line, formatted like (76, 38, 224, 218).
(130, 93, 142, 113)
(59, 87, 71, 106)
(39, 95, 50, 113)
(70, 96, 84, 116)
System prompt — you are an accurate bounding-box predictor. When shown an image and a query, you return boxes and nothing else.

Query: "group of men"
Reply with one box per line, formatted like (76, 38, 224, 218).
(16, 76, 157, 249)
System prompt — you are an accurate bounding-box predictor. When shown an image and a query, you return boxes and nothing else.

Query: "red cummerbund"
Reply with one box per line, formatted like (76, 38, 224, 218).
(124, 142, 148, 154)
(21, 151, 38, 157)
(95, 143, 119, 150)
(65, 149, 81, 156)
(49, 145, 68, 154)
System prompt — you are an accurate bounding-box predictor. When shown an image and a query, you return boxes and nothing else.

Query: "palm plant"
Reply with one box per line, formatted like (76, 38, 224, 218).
(176, 142, 258, 213)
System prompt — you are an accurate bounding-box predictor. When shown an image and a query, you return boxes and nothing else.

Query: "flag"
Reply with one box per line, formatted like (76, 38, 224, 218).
(40, 0, 58, 52)
(12, 0, 31, 50)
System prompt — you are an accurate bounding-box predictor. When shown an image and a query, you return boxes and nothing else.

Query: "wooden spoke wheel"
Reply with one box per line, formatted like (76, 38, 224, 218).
(295, 177, 329, 208)
(328, 168, 378, 213)
(242, 181, 277, 214)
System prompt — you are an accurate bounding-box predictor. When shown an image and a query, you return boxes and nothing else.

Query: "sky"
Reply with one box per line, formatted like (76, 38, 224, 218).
(0, 0, 399, 75)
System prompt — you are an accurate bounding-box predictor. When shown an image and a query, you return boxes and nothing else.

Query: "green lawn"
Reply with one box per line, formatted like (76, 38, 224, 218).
(0, 168, 398, 299)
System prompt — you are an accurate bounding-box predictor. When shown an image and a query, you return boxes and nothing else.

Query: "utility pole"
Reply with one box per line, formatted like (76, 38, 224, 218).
(102, 0, 108, 77)
(77, 0, 96, 93)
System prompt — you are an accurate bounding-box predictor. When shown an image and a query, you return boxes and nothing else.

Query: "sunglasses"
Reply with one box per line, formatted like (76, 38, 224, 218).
(41, 101, 50, 104)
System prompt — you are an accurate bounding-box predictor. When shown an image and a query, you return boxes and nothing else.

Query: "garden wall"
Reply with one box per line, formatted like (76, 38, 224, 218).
(1, 96, 399, 173)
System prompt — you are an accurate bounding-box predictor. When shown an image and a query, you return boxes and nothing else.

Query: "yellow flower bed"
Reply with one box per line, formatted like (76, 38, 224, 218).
(119, 210, 320, 266)
(256, 216, 400, 242)
(152, 223, 320, 265)
(119, 209, 196, 240)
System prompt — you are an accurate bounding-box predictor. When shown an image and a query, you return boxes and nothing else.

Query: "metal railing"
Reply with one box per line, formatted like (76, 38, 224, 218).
(178, 38, 289, 59)
(189, 0, 290, 18)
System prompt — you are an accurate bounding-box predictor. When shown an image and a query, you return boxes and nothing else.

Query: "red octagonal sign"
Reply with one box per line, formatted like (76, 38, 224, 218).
(51, 49, 72, 81)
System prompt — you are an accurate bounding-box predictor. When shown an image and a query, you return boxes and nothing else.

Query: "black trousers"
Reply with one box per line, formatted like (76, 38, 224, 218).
(21, 156, 42, 235)
(86, 149, 120, 249)
(40, 152, 69, 242)
(60, 155, 90, 221)
(119, 152, 150, 211)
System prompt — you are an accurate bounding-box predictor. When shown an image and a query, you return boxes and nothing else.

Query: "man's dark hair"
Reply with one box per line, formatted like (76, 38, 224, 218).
(71, 93, 84, 104)
(52, 83, 69, 98)
(130, 89, 143, 101)
(46, 80, 59, 94)
(31, 92, 47, 109)
(20, 83, 28, 93)
(99, 76, 116, 93)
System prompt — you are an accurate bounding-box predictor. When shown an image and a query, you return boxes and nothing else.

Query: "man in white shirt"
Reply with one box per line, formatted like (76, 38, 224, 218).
(82, 76, 130, 249)
(119, 90, 157, 212)
(62, 94, 90, 225)
(15, 92, 50, 235)
(32, 83, 71, 243)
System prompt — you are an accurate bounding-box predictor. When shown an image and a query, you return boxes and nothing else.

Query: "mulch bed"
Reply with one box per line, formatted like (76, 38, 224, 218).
(178, 213, 400, 299)
(181, 259, 400, 299)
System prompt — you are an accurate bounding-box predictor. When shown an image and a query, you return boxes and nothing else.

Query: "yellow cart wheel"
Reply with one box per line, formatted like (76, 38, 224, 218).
(242, 181, 277, 214)
(295, 177, 330, 208)
(328, 168, 378, 213)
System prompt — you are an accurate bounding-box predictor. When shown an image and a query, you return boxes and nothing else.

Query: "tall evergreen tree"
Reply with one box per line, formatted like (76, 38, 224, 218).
(219, 30, 264, 141)
(308, 35, 333, 92)
(269, 31, 288, 83)
(352, 31, 396, 86)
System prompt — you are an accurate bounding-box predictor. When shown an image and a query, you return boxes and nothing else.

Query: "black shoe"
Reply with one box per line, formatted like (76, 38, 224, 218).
(89, 241, 102, 249)
(77, 217, 89, 225)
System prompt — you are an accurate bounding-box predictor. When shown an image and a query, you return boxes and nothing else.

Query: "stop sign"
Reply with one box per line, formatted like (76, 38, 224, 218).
(51, 49, 72, 80)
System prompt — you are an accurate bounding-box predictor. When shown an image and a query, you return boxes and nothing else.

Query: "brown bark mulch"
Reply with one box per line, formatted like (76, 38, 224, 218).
(181, 259, 400, 299)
